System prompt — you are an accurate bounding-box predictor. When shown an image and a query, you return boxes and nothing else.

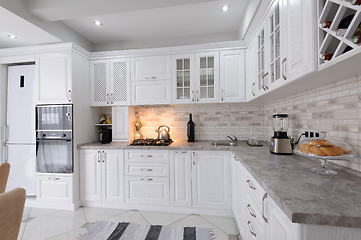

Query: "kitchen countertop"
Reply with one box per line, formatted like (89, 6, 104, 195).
(78, 140, 361, 228)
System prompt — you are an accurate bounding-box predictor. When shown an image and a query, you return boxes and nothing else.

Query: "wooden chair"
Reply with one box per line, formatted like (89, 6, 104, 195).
(0, 162, 10, 193)
(0, 188, 26, 240)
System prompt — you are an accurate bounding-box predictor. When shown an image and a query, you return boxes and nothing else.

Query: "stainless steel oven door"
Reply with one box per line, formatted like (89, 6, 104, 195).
(36, 139, 73, 173)
(36, 104, 72, 131)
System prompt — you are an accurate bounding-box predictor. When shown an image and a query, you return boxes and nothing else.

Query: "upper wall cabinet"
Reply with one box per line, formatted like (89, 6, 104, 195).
(131, 55, 172, 105)
(172, 53, 195, 104)
(35, 52, 72, 104)
(131, 55, 171, 81)
(220, 50, 246, 102)
(90, 58, 130, 106)
(246, 37, 258, 101)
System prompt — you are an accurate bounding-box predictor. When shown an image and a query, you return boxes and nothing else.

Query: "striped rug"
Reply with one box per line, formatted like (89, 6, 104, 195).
(79, 221, 214, 240)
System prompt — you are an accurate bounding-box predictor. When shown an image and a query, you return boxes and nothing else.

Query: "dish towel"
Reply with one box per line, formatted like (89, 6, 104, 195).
(79, 221, 214, 240)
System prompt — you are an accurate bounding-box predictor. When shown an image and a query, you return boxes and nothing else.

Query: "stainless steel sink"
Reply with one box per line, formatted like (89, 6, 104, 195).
(211, 141, 237, 146)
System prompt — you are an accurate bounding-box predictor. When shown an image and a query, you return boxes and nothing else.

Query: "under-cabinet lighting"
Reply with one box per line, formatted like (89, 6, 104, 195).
(8, 34, 17, 39)
(93, 20, 103, 26)
(221, 5, 229, 12)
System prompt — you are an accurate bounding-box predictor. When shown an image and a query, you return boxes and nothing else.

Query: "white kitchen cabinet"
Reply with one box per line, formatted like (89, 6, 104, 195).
(131, 80, 171, 105)
(191, 151, 230, 209)
(170, 150, 192, 207)
(231, 155, 245, 237)
(220, 49, 246, 102)
(80, 149, 124, 203)
(194, 51, 220, 103)
(246, 37, 258, 101)
(36, 174, 72, 203)
(90, 58, 130, 106)
(112, 106, 131, 141)
(268, 196, 292, 240)
(35, 52, 72, 104)
(131, 55, 171, 81)
(172, 54, 195, 104)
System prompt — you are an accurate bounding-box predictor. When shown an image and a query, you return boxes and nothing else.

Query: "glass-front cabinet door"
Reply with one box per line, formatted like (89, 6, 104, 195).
(195, 51, 219, 103)
(257, 28, 266, 94)
(172, 54, 195, 104)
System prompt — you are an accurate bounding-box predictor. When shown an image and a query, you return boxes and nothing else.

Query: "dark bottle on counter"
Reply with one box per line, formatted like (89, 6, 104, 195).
(187, 114, 195, 142)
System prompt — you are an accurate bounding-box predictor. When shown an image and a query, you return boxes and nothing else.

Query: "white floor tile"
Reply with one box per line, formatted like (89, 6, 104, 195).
(139, 210, 189, 226)
(22, 212, 86, 240)
(105, 210, 150, 225)
(47, 228, 87, 240)
(170, 215, 230, 240)
(201, 215, 239, 235)
(82, 207, 128, 223)
(28, 207, 61, 218)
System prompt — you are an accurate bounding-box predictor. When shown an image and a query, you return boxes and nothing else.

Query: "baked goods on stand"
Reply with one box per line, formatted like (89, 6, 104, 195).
(294, 136, 358, 175)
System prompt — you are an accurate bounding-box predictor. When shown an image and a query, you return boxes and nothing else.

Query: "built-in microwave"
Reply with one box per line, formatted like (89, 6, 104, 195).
(36, 104, 72, 131)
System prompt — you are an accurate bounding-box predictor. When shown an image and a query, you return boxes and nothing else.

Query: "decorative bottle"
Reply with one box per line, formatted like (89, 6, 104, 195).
(187, 114, 195, 142)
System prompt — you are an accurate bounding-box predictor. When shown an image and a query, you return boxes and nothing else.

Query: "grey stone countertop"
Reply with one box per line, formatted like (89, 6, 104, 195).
(78, 140, 361, 228)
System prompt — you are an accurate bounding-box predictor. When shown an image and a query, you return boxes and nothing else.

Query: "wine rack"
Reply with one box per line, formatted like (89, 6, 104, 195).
(318, 0, 361, 66)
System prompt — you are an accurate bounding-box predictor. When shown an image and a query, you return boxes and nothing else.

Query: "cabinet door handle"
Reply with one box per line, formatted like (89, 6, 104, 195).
(140, 155, 153, 158)
(3, 125, 8, 142)
(196, 90, 199, 102)
(191, 90, 195, 102)
(247, 221, 256, 237)
(263, 72, 269, 90)
(68, 90, 72, 102)
(251, 83, 255, 96)
(97, 151, 101, 163)
(247, 180, 256, 190)
(233, 156, 237, 162)
(140, 178, 153, 181)
(282, 57, 287, 80)
(140, 168, 153, 171)
(145, 76, 157, 80)
(247, 204, 257, 218)
(106, 94, 110, 104)
(3, 146, 8, 163)
(110, 93, 114, 104)
(102, 151, 106, 162)
(221, 89, 224, 101)
(49, 177, 60, 180)
(262, 193, 268, 223)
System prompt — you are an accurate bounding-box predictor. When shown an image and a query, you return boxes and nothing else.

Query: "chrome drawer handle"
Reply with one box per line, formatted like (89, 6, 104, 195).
(140, 168, 153, 171)
(247, 221, 256, 237)
(141, 178, 153, 181)
(247, 180, 256, 190)
(247, 204, 256, 218)
(49, 177, 60, 180)
(140, 155, 153, 158)
(262, 193, 268, 223)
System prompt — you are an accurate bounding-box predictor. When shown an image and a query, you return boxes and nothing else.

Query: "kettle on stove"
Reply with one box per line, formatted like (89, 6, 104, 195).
(155, 125, 171, 140)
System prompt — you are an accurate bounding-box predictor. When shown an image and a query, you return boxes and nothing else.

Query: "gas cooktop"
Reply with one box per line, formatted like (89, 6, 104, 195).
(129, 138, 173, 146)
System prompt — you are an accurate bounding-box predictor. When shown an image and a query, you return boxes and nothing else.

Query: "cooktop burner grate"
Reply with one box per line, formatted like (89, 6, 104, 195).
(129, 138, 173, 146)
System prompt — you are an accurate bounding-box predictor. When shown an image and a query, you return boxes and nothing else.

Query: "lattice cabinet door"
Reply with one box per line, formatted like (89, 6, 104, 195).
(90, 60, 110, 106)
(110, 58, 130, 105)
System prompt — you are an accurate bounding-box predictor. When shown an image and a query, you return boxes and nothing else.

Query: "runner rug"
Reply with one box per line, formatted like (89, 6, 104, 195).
(79, 221, 214, 240)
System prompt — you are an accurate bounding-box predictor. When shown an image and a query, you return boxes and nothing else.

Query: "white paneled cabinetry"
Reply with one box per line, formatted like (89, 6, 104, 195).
(90, 58, 130, 106)
(36, 52, 72, 104)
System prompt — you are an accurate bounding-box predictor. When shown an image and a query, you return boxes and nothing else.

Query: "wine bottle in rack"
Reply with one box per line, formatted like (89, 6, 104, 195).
(320, 53, 334, 61)
(321, 21, 332, 28)
(352, 24, 361, 44)
(336, 15, 355, 36)
(352, 0, 361, 5)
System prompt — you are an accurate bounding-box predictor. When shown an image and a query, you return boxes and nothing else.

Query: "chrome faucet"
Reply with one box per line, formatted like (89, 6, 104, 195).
(227, 136, 238, 143)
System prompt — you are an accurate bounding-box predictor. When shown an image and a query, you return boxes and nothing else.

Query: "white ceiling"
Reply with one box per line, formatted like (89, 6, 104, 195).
(0, 0, 258, 51)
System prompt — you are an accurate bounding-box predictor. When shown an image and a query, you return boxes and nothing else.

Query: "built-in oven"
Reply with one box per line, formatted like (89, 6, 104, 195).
(36, 104, 73, 173)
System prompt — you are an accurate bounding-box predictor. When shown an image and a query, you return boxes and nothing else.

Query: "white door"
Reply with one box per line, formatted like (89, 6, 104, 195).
(125, 176, 169, 205)
(195, 51, 220, 103)
(110, 58, 130, 105)
(131, 55, 171, 81)
(80, 150, 102, 202)
(220, 50, 246, 102)
(37, 175, 72, 203)
(102, 150, 124, 202)
(6, 144, 36, 196)
(36, 52, 72, 104)
(268, 197, 292, 240)
(231, 157, 244, 236)
(90, 60, 110, 106)
(7, 65, 36, 144)
(131, 80, 171, 105)
(255, 26, 267, 96)
(170, 151, 191, 207)
(192, 151, 230, 209)
(172, 54, 195, 104)
(246, 38, 258, 101)
(112, 107, 129, 140)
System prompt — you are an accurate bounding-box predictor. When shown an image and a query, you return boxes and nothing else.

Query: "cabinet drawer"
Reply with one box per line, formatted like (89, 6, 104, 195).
(243, 172, 265, 206)
(244, 217, 262, 240)
(125, 150, 169, 163)
(244, 194, 264, 233)
(125, 162, 169, 177)
(37, 175, 72, 203)
(125, 176, 169, 205)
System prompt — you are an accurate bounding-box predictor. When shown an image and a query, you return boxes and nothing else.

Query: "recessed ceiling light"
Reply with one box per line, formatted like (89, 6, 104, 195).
(221, 4, 229, 12)
(93, 20, 103, 26)
(8, 34, 18, 39)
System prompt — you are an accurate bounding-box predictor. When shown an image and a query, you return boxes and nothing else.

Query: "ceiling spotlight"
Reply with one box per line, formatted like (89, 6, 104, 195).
(8, 34, 18, 39)
(93, 20, 103, 26)
(221, 4, 229, 12)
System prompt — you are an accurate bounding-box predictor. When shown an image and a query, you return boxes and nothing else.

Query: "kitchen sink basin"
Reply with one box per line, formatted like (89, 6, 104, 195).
(211, 141, 237, 146)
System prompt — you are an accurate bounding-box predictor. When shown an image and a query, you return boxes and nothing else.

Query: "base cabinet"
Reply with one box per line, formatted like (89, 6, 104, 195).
(80, 149, 124, 203)
(191, 151, 231, 209)
(36, 174, 72, 203)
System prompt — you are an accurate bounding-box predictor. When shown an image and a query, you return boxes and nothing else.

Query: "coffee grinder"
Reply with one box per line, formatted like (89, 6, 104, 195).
(270, 114, 293, 154)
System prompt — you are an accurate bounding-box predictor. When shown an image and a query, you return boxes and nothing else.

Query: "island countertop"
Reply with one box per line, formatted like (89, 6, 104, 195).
(78, 140, 361, 228)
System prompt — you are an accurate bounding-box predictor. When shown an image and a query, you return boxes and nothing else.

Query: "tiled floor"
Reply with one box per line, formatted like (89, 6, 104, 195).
(18, 207, 239, 240)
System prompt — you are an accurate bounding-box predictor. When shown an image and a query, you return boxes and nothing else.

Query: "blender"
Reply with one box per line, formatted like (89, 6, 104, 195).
(270, 114, 293, 154)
